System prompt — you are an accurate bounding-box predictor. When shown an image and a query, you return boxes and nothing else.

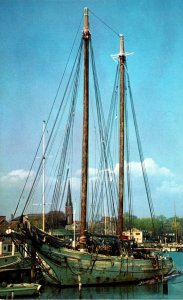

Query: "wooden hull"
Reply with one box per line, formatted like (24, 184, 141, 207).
(37, 245, 174, 286)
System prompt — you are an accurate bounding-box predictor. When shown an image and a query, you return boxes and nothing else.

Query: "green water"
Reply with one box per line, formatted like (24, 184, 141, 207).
(39, 252, 183, 299)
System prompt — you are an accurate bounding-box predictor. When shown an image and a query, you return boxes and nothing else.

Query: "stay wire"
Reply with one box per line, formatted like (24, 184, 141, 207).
(43, 67, 80, 205)
(89, 52, 119, 222)
(51, 47, 82, 211)
(21, 40, 83, 215)
(89, 9, 119, 37)
(124, 71, 133, 230)
(47, 51, 82, 213)
(125, 62, 156, 234)
(89, 41, 108, 221)
(14, 14, 83, 218)
(90, 41, 118, 221)
(29, 42, 82, 213)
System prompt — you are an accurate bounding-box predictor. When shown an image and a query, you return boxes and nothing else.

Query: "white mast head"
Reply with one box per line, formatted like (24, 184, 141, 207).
(84, 7, 89, 32)
(119, 34, 124, 56)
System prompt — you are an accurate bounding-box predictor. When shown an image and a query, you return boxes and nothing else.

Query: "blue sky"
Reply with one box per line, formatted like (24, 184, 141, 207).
(1, 0, 183, 220)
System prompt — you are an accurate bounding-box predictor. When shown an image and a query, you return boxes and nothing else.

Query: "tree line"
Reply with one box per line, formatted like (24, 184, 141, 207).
(124, 213, 183, 241)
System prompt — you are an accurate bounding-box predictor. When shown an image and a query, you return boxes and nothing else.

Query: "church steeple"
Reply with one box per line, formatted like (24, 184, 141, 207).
(65, 181, 73, 225)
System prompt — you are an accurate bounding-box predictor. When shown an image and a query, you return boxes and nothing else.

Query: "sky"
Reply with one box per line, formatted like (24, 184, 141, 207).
(1, 0, 183, 221)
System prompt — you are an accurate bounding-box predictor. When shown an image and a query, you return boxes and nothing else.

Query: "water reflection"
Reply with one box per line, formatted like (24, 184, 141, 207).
(41, 282, 163, 299)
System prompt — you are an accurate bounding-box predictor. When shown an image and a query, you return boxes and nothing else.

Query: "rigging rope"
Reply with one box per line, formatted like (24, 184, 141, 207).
(89, 9, 119, 37)
(125, 62, 156, 234)
(124, 68, 134, 231)
(51, 47, 82, 212)
(14, 15, 83, 218)
(21, 40, 83, 216)
(89, 40, 119, 227)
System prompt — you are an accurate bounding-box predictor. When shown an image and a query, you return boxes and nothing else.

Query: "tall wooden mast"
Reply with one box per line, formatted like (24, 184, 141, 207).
(117, 34, 125, 235)
(80, 7, 90, 246)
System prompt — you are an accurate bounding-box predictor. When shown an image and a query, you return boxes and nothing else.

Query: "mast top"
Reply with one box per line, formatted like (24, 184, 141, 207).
(119, 34, 124, 56)
(84, 7, 89, 33)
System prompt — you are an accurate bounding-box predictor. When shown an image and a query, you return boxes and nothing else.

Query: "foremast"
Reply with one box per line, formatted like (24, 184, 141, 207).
(117, 35, 126, 235)
(80, 7, 90, 246)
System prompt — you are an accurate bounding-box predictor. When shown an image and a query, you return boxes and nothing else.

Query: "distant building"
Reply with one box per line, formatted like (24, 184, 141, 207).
(65, 181, 73, 225)
(123, 228, 143, 243)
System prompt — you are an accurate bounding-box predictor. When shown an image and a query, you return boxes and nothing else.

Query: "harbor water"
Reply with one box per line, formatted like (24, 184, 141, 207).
(38, 252, 183, 299)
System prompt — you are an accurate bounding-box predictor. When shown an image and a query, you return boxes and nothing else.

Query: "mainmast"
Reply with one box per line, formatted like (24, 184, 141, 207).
(80, 7, 90, 246)
(117, 35, 125, 235)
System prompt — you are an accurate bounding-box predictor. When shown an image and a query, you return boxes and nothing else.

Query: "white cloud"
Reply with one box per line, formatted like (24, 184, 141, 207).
(157, 180, 183, 194)
(70, 177, 81, 191)
(0, 169, 34, 184)
(129, 158, 173, 178)
(75, 167, 99, 178)
(75, 158, 173, 182)
(114, 163, 119, 175)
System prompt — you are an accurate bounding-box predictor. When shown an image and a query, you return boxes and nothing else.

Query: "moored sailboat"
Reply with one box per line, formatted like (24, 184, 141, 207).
(10, 7, 174, 286)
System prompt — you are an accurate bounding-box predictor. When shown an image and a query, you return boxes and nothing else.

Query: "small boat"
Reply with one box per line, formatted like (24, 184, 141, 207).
(0, 282, 41, 298)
